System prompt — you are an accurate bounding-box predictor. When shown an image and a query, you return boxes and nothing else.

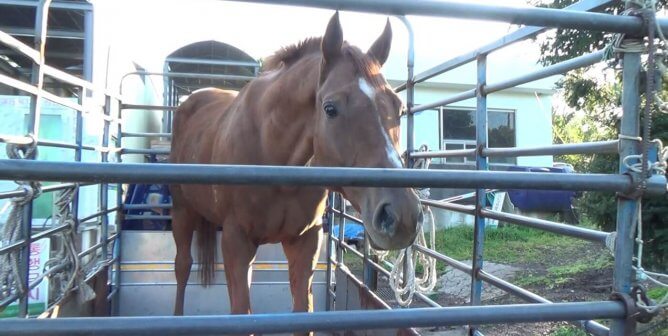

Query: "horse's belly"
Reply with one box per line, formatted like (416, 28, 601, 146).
(229, 186, 327, 243)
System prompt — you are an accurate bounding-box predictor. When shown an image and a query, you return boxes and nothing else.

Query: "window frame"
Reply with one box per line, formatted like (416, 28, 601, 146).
(439, 106, 517, 164)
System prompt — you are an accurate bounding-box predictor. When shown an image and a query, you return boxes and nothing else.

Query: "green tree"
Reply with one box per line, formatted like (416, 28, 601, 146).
(532, 0, 668, 268)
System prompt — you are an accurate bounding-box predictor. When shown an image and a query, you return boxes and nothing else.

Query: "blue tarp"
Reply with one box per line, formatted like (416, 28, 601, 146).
(331, 222, 365, 241)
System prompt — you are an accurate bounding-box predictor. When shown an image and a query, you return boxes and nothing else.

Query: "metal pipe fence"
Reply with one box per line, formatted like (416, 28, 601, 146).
(0, 0, 120, 318)
(1, 301, 627, 336)
(0, 160, 654, 193)
(0, 0, 666, 335)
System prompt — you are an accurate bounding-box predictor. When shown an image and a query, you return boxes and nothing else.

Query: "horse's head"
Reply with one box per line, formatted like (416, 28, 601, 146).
(312, 13, 421, 250)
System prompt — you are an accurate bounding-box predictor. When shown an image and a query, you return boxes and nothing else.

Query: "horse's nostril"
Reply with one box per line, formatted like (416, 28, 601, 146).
(374, 203, 397, 235)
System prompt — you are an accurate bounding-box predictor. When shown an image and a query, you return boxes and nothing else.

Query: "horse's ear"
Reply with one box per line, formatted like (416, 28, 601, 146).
(321, 12, 343, 66)
(367, 18, 392, 67)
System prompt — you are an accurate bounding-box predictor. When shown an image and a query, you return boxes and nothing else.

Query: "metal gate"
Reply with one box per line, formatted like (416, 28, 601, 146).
(0, 0, 667, 335)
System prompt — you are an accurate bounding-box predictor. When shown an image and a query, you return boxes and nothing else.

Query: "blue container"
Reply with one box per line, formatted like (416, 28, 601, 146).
(506, 166, 576, 212)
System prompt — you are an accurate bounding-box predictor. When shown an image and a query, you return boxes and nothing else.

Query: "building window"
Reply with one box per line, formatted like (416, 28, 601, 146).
(441, 107, 516, 164)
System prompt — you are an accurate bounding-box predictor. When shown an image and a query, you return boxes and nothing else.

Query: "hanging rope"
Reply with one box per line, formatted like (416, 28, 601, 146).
(43, 185, 96, 308)
(0, 139, 41, 306)
(377, 145, 438, 307)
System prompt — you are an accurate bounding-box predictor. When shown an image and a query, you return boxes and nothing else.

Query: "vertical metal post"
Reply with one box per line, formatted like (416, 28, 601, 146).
(398, 15, 415, 167)
(470, 54, 488, 335)
(336, 194, 345, 266)
(397, 15, 415, 296)
(100, 94, 111, 290)
(610, 46, 641, 336)
(18, 0, 51, 317)
(113, 97, 124, 316)
(325, 192, 334, 311)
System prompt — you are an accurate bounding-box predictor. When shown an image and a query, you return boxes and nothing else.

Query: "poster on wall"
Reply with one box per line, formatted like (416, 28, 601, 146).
(0, 238, 50, 317)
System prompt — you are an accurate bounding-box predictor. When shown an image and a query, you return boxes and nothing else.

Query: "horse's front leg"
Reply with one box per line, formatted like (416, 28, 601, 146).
(221, 223, 258, 315)
(282, 225, 323, 335)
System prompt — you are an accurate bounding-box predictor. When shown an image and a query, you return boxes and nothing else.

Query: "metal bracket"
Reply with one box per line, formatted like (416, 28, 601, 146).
(631, 285, 659, 324)
(609, 291, 638, 336)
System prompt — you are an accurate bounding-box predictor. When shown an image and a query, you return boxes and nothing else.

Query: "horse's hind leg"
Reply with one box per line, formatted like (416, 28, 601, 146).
(282, 225, 323, 336)
(171, 205, 197, 315)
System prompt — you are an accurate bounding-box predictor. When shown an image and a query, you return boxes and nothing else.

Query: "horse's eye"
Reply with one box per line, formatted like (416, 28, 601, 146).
(323, 102, 338, 118)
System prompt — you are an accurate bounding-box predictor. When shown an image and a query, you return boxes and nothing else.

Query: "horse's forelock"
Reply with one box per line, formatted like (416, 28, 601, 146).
(343, 47, 385, 89)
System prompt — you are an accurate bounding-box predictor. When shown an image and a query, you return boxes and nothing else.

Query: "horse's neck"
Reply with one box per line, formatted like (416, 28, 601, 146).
(247, 57, 321, 166)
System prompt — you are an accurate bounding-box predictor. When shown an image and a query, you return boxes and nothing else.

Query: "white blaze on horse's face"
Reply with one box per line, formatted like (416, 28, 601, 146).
(381, 123, 404, 169)
(359, 77, 402, 168)
(358, 77, 376, 101)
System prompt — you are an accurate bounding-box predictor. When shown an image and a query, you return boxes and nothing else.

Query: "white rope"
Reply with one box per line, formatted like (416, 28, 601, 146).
(45, 186, 96, 307)
(377, 144, 438, 307)
(622, 139, 667, 175)
(630, 200, 668, 314)
(0, 140, 41, 305)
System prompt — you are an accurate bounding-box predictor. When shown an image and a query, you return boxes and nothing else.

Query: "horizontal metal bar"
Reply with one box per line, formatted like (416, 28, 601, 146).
(0, 239, 24, 256)
(399, 0, 614, 90)
(79, 241, 104, 259)
(0, 29, 39, 62)
(43, 182, 84, 193)
(0, 160, 644, 193)
(123, 215, 171, 220)
(232, 0, 666, 35)
(329, 208, 363, 224)
(0, 262, 68, 309)
(412, 245, 609, 335)
(166, 57, 260, 68)
(79, 206, 120, 224)
(0, 28, 117, 100)
(0, 136, 101, 152)
(412, 50, 605, 114)
(411, 148, 477, 159)
(480, 209, 610, 244)
(483, 140, 619, 158)
(0, 73, 85, 112)
(413, 244, 472, 275)
(120, 104, 177, 111)
(477, 269, 550, 304)
(412, 89, 475, 113)
(123, 203, 173, 210)
(2, 301, 626, 335)
(121, 132, 172, 138)
(0, 188, 27, 199)
(0, 26, 84, 40)
(484, 50, 605, 95)
(121, 148, 170, 155)
(475, 270, 609, 335)
(420, 199, 476, 215)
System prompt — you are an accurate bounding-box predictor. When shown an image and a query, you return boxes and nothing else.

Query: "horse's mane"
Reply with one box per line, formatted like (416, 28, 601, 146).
(262, 37, 385, 88)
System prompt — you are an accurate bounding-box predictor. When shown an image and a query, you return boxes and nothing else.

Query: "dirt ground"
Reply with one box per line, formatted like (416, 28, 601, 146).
(347, 240, 667, 335)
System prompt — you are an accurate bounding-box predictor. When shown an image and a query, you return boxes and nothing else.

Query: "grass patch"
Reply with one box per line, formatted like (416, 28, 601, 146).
(515, 249, 612, 288)
(549, 326, 588, 336)
(648, 287, 668, 301)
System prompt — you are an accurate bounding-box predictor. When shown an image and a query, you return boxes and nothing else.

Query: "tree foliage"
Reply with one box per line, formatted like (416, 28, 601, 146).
(532, 0, 668, 268)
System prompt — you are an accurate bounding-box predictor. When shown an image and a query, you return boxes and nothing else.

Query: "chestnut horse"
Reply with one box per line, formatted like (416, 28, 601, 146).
(169, 12, 422, 322)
